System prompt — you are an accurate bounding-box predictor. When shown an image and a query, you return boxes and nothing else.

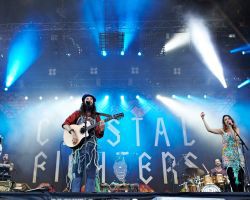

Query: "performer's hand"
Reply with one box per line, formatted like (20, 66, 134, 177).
(200, 112, 205, 119)
(99, 120, 105, 132)
(71, 131, 78, 145)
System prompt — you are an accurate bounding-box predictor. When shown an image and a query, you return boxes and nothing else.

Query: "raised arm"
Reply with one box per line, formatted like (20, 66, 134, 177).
(200, 112, 223, 135)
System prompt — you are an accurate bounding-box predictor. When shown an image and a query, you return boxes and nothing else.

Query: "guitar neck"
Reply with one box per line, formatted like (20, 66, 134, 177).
(86, 116, 113, 131)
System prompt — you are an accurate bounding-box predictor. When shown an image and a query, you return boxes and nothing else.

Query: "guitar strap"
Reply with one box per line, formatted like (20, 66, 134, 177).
(96, 112, 112, 117)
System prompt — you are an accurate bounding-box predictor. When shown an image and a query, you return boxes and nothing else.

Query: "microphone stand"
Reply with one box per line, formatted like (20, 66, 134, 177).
(167, 158, 175, 192)
(176, 154, 187, 191)
(83, 102, 93, 192)
(232, 127, 250, 191)
(84, 110, 88, 192)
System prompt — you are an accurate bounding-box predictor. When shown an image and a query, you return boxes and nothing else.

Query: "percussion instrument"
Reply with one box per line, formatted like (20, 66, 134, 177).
(201, 184, 221, 192)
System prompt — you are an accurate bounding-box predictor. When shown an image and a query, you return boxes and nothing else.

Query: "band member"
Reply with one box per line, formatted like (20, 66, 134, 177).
(62, 94, 105, 192)
(210, 159, 227, 176)
(200, 112, 245, 192)
(0, 154, 14, 181)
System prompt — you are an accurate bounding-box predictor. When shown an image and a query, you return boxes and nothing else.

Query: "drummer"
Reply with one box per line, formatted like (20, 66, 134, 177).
(210, 159, 227, 176)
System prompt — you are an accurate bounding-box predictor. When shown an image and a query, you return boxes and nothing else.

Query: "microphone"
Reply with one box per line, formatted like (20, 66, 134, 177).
(227, 121, 233, 126)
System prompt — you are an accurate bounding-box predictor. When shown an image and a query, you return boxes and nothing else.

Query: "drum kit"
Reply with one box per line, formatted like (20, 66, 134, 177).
(180, 168, 230, 192)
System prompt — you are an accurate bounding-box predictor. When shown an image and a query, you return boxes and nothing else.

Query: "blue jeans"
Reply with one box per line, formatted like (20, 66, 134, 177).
(71, 141, 97, 192)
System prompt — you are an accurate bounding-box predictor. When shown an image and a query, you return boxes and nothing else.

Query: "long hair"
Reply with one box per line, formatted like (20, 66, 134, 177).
(80, 102, 96, 117)
(222, 114, 237, 132)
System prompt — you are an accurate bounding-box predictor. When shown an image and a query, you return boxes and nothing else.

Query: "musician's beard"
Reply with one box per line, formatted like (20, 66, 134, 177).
(80, 103, 96, 114)
(86, 104, 93, 112)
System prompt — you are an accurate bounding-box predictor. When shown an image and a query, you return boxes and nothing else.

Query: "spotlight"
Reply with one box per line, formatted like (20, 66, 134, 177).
(203, 95, 207, 99)
(188, 17, 227, 88)
(54, 96, 58, 100)
(120, 51, 125, 56)
(172, 95, 176, 99)
(6, 75, 14, 88)
(4, 87, 8, 91)
(136, 95, 140, 99)
(39, 96, 43, 100)
(24, 96, 29, 100)
(163, 33, 190, 53)
(230, 44, 250, 54)
(105, 95, 109, 100)
(102, 50, 107, 57)
(120, 95, 124, 100)
(238, 79, 250, 89)
(187, 95, 191, 99)
(138, 52, 142, 56)
(70, 96, 74, 100)
(242, 50, 250, 55)
(5, 26, 40, 88)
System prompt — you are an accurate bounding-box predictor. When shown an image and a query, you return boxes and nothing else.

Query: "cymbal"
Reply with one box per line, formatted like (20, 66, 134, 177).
(185, 168, 205, 176)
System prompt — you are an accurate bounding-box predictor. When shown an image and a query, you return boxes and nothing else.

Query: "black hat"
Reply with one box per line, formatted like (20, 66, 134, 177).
(82, 94, 96, 102)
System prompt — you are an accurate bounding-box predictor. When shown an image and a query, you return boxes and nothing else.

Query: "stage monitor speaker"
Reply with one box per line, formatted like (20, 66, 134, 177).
(0, 180, 13, 191)
(12, 182, 31, 191)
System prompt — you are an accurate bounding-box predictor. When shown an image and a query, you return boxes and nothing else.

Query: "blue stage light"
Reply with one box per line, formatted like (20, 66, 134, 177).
(5, 25, 41, 88)
(230, 44, 250, 54)
(102, 50, 107, 56)
(82, 0, 104, 45)
(136, 95, 140, 99)
(238, 79, 250, 89)
(138, 52, 142, 56)
(120, 51, 125, 56)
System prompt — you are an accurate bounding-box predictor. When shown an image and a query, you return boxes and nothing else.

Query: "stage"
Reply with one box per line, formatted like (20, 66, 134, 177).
(0, 0, 250, 197)
(0, 192, 250, 200)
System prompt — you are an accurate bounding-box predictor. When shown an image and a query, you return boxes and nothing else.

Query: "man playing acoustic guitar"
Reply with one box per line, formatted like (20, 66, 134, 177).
(62, 94, 105, 192)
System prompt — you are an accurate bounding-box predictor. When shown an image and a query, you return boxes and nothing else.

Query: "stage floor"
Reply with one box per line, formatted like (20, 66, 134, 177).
(0, 192, 250, 200)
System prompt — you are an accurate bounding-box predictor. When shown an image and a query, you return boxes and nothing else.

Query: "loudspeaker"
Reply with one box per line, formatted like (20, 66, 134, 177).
(12, 182, 31, 191)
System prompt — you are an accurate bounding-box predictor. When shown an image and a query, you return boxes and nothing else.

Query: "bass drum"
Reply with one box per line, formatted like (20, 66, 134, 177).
(201, 184, 221, 192)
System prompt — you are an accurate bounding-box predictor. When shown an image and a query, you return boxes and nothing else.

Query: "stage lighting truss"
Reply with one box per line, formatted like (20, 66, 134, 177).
(99, 32, 124, 54)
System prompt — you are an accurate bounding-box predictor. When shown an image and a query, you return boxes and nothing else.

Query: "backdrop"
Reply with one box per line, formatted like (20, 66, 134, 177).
(0, 92, 249, 192)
